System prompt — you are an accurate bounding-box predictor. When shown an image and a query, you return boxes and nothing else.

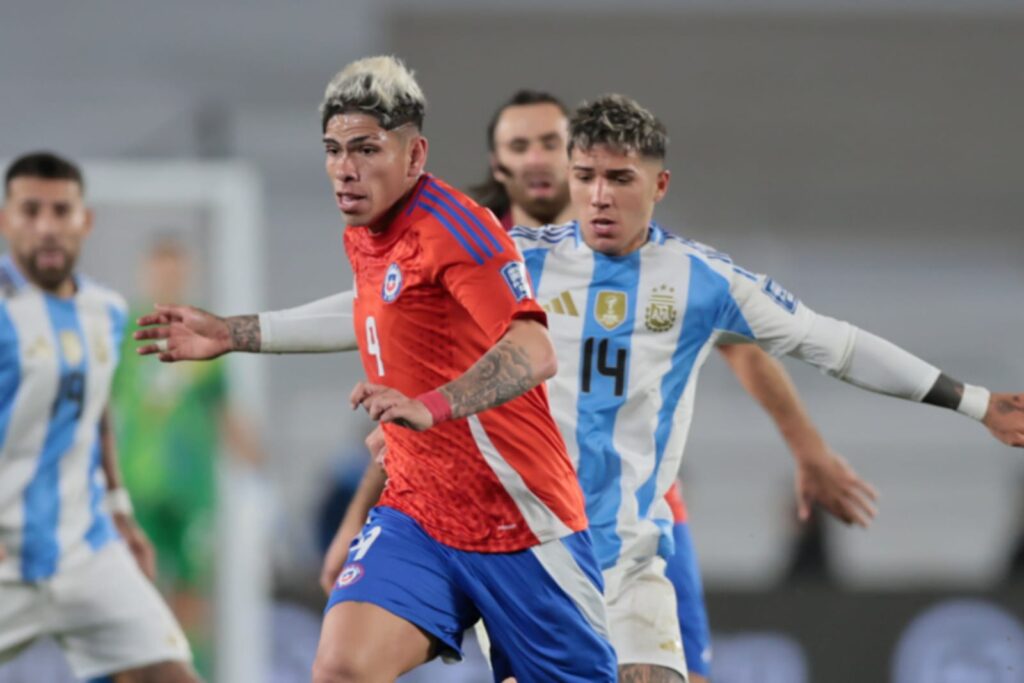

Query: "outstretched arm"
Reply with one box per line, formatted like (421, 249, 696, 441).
(725, 270, 1024, 448)
(351, 317, 557, 431)
(790, 316, 1024, 447)
(718, 344, 878, 526)
(135, 290, 357, 361)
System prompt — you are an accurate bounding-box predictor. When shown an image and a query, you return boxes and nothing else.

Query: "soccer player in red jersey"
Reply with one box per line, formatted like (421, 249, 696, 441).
(136, 57, 616, 683)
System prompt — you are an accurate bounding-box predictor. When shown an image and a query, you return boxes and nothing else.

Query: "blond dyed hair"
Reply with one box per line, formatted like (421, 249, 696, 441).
(320, 55, 427, 131)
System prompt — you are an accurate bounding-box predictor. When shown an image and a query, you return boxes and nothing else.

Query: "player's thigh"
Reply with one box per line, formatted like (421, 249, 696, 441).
(618, 663, 687, 682)
(318, 507, 478, 679)
(466, 529, 617, 683)
(314, 601, 435, 682)
(664, 522, 712, 678)
(606, 556, 688, 681)
(52, 543, 191, 681)
(110, 660, 199, 683)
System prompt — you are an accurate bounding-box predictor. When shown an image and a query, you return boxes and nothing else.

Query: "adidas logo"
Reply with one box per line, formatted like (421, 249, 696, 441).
(543, 291, 579, 316)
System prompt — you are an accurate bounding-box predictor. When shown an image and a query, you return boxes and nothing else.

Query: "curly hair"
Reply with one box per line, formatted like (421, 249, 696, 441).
(568, 94, 667, 160)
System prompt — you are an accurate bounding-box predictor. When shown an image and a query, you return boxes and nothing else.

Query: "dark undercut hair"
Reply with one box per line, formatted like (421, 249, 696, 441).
(568, 94, 668, 160)
(470, 89, 569, 217)
(4, 152, 84, 197)
(320, 55, 427, 132)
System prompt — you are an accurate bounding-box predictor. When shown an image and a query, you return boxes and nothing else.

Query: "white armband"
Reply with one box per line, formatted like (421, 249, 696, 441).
(957, 384, 991, 421)
(106, 488, 133, 516)
(259, 290, 358, 353)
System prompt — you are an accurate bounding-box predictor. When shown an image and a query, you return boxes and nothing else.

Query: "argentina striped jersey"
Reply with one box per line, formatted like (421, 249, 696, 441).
(510, 222, 828, 569)
(0, 254, 126, 582)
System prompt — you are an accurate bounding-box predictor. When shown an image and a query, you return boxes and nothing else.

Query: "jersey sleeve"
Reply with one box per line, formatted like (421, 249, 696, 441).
(715, 265, 819, 357)
(427, 207, 547, 340)
(723, 261, 940, 399)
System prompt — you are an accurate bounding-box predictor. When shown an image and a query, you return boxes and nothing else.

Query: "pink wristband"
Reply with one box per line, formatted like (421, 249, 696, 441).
(417, 390, 452, 425)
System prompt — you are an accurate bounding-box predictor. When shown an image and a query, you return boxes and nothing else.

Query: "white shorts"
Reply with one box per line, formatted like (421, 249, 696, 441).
(0, 541, 191, 679)
(603, 556, 688, 680)
(475, 555, 687, 681)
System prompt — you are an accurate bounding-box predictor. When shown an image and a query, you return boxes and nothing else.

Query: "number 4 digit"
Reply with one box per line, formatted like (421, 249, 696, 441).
(366, 316, 384, 376)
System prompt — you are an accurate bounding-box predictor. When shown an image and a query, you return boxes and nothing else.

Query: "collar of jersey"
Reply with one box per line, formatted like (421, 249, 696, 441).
(347, 173, 432, 255)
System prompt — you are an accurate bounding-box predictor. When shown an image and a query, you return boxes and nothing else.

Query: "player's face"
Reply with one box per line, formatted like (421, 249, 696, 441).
(0, 177, 92, 292)
(491, 103, 570, 223)
(323, 113, 428, 228)
(570, 145, 670, 257)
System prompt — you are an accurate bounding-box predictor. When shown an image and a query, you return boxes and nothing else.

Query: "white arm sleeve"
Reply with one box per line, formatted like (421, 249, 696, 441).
(257, 290, 357, 353)
(791, 314, 941, 401)
(726, 266, 941, 402)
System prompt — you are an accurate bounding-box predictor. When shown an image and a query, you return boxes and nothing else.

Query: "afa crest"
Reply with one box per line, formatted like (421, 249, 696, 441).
(645, 285, 677, 333)
(60, 331, 84, 367)
(595, 291, 627, 331)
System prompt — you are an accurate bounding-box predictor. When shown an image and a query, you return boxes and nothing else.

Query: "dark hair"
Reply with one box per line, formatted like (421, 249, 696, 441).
(568, 94, 668, 160)
(469, 90, 569, 217)
(4, 152, 84, 196)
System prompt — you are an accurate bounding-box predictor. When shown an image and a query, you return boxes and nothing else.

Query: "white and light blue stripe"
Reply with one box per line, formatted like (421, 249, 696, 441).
(511, 224, 801, 571)
(0, 256, 127, 582)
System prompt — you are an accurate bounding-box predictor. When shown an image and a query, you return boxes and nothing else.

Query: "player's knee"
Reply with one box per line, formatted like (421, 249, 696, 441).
(617, 663, 687, 683)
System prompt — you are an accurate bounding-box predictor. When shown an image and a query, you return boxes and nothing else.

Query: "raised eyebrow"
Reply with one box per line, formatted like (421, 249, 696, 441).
(539, 132, 562, 143)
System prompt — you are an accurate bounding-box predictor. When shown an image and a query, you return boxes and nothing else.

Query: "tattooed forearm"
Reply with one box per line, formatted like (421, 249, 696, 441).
(618, 664, 686, 683)
(227, 315, 262, 352)
(439, 338, 536, 419)
(995, 394, 1024, 415)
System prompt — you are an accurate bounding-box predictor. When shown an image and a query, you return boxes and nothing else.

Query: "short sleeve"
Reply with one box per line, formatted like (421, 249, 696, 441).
(427, 204, 547, 340)
(717, 264, 816, 357)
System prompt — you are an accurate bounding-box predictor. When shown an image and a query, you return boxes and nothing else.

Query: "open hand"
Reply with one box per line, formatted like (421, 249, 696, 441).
(135, 304, 233, 362)
(983, 392, 1024, 447)
(795, 451, 879, 528)
(114, 513, 157, 581)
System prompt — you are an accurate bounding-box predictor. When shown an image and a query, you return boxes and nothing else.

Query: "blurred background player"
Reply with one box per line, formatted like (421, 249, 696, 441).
(111, 236, 266, 679)
(136, 56, 618, 683)
(471, 88, 876, 682)
(470, 90, 574, 230)
(0, 152, 198, 682)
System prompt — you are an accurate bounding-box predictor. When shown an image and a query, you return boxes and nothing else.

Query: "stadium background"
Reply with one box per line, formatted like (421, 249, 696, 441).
(2, 1, 1023, 681)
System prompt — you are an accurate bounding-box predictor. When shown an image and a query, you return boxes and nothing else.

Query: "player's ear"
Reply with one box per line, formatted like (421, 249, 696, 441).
(653, 168, 671, 204)
(408, 135, 428, 179)
(490, 154, 505, 182)
(82, 207, 95, 237)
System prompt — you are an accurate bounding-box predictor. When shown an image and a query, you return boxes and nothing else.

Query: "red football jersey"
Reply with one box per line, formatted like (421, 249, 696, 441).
(345, 174, 587, 552)
(665, 481, 688, 524)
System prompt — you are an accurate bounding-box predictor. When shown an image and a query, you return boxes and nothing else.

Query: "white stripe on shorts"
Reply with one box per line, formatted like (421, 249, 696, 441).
(529, 536, 610, 641)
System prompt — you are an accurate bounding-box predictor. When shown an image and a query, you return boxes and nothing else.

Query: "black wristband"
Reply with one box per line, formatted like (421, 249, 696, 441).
(921, 373, 964, 410)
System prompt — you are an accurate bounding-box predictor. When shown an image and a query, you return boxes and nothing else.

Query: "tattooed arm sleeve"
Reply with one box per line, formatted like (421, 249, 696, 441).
(437, 317, 557, 420)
